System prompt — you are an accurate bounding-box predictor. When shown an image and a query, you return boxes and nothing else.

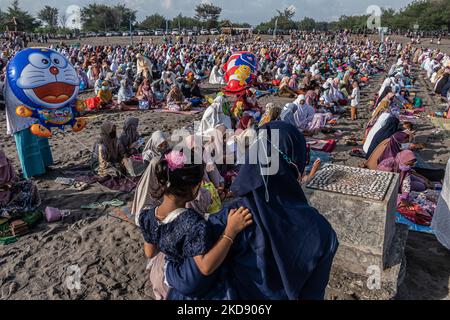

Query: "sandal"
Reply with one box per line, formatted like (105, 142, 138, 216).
(73, 182, 89, 191)
(345, 139, 358, 146)
(350, 148, 366, 158)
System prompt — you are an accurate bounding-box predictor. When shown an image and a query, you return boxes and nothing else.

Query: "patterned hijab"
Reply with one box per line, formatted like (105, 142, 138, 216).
(119, 117, 140, 149)
(0, 149, 15, 205)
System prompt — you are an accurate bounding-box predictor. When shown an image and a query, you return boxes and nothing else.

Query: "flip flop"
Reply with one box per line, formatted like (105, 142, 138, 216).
(73, 182, 89, 191)
(350, 148, 366, 158)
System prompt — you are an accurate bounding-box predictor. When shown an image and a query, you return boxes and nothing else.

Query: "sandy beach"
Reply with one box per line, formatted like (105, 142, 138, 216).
(0, 35, 449, 300)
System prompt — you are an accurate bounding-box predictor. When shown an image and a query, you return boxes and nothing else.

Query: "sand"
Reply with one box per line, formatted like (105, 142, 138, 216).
(0, 36, 449, 300)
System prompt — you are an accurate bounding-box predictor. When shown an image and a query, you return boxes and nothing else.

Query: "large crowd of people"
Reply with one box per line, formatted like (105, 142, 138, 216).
(1, 30, 450, 299)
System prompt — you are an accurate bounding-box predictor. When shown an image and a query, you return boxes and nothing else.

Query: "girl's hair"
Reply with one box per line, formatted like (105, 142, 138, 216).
(155, 150, 205, 200)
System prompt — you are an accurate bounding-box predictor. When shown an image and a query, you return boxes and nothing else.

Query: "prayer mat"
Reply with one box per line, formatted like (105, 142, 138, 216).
(306, 139, 337, 153)
(395, 212, 434, 234)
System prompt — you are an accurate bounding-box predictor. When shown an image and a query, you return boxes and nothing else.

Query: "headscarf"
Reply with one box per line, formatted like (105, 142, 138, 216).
(197, 95, 232, 135)
(280, 103, 298, 127)
(119, 117, 140, 150)
(167, 84, 183, 103)
(259, 103, 281, 127)
(293, 99, 315, 131)
(378, 150, 416, 191)
(132, 157, 164, 219)
(0, 149, 15, 185)
(293, 94, 306, 107)
(139, 78, 152, 94)
(395, 150, 416, 171)
(96, 121, 121, 163)
(279, 76, 290, 88)
(142, 131, 168, 163)
(238, 115, 253, 130)
(305, 90, 317, 108)
(0, 149, 16, 205)
(222, 121, 338, 299)
(366, 114, 400, 159)
(378, 131, 410, 164)
(431, 157, 450, 250)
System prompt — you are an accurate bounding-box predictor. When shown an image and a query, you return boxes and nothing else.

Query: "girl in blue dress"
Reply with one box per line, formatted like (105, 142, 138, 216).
(139, 150, 252, 298)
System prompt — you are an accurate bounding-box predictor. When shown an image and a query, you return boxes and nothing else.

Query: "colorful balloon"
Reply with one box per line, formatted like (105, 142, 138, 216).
(6, 47, 86, 138)
(222, 51, 258, 95)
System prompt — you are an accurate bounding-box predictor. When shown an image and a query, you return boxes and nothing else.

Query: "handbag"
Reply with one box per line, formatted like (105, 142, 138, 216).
(203, 183, 222, 214)
(45, 207, 71, 223)
(139, 100, 150, 110)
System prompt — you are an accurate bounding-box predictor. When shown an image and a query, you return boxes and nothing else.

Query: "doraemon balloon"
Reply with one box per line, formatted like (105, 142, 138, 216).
(222, 51, 258, 95)
(6, 48, 86, 138)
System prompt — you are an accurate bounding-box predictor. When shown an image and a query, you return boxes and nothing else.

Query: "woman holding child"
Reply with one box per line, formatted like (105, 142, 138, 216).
(140, 122, 338, 300)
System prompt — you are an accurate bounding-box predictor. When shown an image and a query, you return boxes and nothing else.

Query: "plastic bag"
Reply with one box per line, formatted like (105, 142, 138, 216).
(203, 182, 222, 214)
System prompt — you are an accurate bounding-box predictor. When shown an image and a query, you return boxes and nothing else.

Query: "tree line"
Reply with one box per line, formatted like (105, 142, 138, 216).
(255, 0, 450, 33)
(0, 1, 228, 33)
(329, 0, 450, 32)
(1, 0, 449, 34)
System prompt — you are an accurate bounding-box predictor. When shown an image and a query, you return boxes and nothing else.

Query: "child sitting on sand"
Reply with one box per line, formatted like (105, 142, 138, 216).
(97, 81, 113, 108)
(139, 150, 253, 297)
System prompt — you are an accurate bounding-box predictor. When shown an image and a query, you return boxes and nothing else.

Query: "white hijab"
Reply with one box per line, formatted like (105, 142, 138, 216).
(142, 131, 167, 163)
(431, 158, 450, 250)
(197, 96, 232, 136)
(209, 65, 224, 85)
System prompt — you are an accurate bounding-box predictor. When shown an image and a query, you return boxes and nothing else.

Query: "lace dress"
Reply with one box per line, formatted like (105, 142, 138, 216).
(139, 208, 213, 263)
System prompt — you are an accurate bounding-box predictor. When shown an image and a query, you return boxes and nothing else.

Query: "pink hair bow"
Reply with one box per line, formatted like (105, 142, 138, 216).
(165, 151, 185, 171)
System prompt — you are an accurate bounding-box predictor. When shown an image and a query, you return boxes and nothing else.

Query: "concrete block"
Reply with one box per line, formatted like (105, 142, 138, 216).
(304, 164, 409, 299)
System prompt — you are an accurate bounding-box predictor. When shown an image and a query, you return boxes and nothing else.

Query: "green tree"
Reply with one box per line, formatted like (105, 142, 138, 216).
(80, 3, 136, 32)
(298, 17, 316, 31)
(113, 4, 137, 31)
(140, 13, 166, 30)
(0, 9, 6, 31)
(328, 0, 450, 32)
(194, 2, 222, 29)
(5, 0, 40, 32)
(330, 14, 368, 31)
(171, 13, 200, 30)
(38, 6, 59, 31)
(255, 7, 298, 33)
(232, 22, 252, 28)
(81, 4, 109, 31)
(315, 21, 329, 32)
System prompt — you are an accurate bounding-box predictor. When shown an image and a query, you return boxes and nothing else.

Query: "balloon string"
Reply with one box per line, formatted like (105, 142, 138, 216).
(58, 130, 138, 186)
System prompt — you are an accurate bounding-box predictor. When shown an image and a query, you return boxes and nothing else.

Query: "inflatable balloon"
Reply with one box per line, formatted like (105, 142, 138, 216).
(222, 51, 258, 95)
(6, 47, 87, 138)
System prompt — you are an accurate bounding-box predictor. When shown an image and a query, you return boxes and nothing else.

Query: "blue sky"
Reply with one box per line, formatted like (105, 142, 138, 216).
(0, 0, 414, 25)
